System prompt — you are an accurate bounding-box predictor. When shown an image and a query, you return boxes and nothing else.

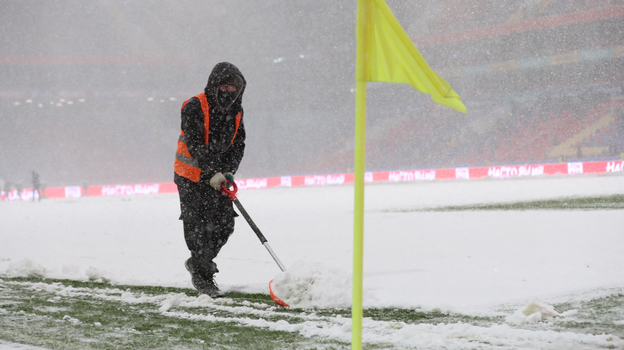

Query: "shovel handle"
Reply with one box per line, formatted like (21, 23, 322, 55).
(220, 178, 287, 273)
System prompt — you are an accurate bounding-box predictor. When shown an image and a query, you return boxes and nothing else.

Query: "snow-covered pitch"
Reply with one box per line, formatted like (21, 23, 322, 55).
(2, 173, 623, 313)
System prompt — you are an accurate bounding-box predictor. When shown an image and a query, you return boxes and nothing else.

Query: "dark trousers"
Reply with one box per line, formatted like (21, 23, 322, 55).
(183, 215, 234, 280)
(176, 176, 236, 280)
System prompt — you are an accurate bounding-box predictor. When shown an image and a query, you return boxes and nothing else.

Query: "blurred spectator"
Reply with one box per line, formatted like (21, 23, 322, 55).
(82, 180, 89, 197)
(576, 145, 583, 160)
(15, 182, 23, 200)
(32, 171, 41, 202)
(2, 181, 10, 201)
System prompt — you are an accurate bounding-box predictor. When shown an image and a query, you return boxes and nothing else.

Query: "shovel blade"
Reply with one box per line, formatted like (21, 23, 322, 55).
(269, 279, 289, 307)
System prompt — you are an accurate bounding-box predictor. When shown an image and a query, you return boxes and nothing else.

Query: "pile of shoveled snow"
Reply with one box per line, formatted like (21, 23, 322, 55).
(505, 298, 578, 324)
(270, 260, 376, 309)
(0, 341, 51, 350)
(4, 259, 112, 283)
(5, 259, 47, 279)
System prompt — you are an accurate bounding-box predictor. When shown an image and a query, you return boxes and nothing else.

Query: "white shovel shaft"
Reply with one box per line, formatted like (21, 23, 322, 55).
(263, 242, 286, 272)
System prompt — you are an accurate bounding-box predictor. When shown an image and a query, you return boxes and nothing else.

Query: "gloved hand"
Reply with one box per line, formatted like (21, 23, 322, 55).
(224, 172, 234, 188)
(209, 172, 226, 191)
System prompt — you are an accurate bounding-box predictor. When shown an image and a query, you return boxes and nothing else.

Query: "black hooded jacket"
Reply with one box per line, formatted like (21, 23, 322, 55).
(174, 62, 246, 186)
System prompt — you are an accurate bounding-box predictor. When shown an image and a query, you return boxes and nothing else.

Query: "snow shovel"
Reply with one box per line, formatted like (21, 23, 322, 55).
(221, 179, 289, 307)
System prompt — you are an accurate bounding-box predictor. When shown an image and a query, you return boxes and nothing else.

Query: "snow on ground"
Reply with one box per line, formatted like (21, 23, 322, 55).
(0, 341, 49, 350)
(270, 260, 378, 308)
(1, 173, 623, 313)
(1, 279, 622, 349)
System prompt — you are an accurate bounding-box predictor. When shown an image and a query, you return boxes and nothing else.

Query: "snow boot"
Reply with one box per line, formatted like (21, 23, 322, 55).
(184, 259, 225, 298)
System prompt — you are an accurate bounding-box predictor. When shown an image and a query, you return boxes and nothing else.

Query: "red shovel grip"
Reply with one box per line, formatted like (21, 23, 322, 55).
(221, 179, 238, 200)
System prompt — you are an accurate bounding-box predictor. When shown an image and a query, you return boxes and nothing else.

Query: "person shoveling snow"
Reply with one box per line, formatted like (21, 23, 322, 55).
(173, 62, 247, 299)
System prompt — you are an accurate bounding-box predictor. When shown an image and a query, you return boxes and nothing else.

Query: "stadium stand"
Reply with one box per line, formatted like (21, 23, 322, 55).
(2, 1, 623, 186)
(290, 0, 624, 175)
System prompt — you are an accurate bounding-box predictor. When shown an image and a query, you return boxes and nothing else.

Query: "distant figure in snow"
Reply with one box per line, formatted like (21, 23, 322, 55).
(173, 62, 246, 298)
(576, 145, 583, 160)
(15, 182, 22, 200)
(82, 180, 89, 197)
(32, 171, 41, 202)
(3, 181, 10, 201)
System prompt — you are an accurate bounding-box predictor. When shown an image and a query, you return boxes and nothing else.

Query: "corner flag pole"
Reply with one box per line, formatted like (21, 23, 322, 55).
(352, 1, 465, 346)
(353, 0, 369, 348)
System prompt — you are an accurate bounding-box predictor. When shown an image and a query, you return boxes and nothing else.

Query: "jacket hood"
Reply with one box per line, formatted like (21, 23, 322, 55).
(204, 62, 246, 113)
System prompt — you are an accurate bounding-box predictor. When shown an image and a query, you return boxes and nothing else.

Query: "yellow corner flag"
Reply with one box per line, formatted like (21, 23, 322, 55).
(352, 1, 465, 349)
(365, 0, 466, 113)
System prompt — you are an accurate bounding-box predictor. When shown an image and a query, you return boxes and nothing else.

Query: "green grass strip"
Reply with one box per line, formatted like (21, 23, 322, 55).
(0, 277, 349, 350)
(389, 194, 624, 212)
(2, 277, 624, 349)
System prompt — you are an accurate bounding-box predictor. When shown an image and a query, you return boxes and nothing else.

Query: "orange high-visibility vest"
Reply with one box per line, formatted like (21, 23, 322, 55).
(174, 93, 241, 182)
